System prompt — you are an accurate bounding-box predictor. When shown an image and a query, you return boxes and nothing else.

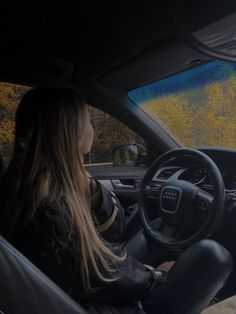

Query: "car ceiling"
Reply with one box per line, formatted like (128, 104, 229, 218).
(0, 1, 234, 104)
(1, 2, 171, 75)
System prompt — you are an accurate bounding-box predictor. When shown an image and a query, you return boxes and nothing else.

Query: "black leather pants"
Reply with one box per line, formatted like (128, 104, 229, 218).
(142, 239, 232, 314)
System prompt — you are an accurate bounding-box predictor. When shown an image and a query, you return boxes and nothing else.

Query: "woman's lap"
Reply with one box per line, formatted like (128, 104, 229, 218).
(142, 239, 232, 314)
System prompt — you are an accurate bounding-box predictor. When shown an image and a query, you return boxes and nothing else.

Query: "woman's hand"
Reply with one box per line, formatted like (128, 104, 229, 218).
(144, 260, 175, 273)
(157, 261, 175, 272)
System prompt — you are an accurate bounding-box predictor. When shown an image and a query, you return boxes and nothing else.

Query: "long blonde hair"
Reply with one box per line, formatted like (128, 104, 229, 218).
(0, 87, 123, 289)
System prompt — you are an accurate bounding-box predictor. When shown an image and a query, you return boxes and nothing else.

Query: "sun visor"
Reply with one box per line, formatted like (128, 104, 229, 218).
(98, 40, 209, 92)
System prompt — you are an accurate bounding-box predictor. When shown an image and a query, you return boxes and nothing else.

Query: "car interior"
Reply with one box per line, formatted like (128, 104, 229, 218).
(1, 1, 236, 313)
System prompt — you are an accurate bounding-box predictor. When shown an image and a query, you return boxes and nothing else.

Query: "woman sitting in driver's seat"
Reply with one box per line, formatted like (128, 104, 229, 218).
(0, 87, 232, 314)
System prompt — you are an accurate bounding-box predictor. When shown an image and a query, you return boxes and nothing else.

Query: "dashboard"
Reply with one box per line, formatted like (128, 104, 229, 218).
(153, 148, 236, 192)
(88, 148, 236, 193)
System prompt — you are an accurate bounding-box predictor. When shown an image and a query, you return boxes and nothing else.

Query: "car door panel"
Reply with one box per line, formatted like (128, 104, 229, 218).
(86, 165, 146, 229)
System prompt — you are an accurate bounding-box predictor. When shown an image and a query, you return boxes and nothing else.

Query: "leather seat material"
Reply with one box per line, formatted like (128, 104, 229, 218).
(0, 235, 87, 314)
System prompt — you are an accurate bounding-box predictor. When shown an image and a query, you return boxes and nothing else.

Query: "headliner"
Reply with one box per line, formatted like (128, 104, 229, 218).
(0, 1, 234, 102)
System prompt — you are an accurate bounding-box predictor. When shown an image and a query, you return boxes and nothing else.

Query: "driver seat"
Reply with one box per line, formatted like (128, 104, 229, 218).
(0, 233, 236, 314)
(0, 235, 88, 314)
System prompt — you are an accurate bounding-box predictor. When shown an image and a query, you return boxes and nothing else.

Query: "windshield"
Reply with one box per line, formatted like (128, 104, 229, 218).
(128, 60, 236, 148)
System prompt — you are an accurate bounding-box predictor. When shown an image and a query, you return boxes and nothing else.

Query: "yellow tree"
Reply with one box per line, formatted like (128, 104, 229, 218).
(196, 80, 236, 148)
(0, 82, 30, 163)
(190, 83, 223, 147)
(220, 79, 236, 148)
(142, 94, 194, 146)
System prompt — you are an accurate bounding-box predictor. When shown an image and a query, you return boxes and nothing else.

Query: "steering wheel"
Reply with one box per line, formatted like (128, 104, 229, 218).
(139, 148, 225, 249)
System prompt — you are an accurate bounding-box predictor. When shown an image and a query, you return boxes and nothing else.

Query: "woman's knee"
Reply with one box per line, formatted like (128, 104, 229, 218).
(143, 240, 232, 314)
(169, 239, 232, 286)
(190, 239, 232, 279)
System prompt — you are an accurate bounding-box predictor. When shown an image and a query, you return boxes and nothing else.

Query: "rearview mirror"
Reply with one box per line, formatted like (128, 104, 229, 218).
(112, 144, 147, 166)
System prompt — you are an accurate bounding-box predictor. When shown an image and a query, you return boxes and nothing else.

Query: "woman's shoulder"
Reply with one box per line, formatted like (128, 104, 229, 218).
(33, 201, 65, 235)
(12, 201, 68, 254)
(13, 201, 60, 241)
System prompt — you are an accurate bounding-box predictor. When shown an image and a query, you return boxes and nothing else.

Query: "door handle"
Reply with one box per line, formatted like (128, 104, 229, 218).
(111, 179, 133, 190)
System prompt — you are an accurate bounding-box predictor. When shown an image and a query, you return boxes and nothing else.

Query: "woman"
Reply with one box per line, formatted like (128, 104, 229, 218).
(0, 87, 232, 314)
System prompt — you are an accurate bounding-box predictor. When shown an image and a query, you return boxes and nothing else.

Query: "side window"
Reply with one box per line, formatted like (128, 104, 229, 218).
(0, 83, 145, 167)
(0, 82, 31, 165)
(86, 106, 145, 164)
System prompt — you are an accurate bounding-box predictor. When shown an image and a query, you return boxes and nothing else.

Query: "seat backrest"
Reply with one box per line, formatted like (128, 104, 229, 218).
(0, 235, 88, 314)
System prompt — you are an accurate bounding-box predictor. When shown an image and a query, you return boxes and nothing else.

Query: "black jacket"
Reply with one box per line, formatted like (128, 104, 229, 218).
(10, 181, 155, 313)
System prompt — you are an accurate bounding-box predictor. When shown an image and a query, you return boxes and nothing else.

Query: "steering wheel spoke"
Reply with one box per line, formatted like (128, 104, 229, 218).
(143, 182, 162, 198)
(195, 190, 213, 212)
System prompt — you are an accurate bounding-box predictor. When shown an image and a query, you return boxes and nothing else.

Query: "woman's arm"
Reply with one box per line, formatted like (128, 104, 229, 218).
(20, 206, 155, 304)
(90, 178, 127, 242)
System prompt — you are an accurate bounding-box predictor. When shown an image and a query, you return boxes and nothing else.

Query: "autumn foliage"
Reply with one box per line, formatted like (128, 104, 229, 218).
(0, 83, 30, 163)
(0, 83, 141, 164)
(87, 107, 142, 163)
(1, 78, 236, 166)
(142, 78, 236, 149)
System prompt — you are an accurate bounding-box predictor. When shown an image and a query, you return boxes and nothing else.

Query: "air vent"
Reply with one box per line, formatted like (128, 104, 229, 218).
(156, 168, 179, 180)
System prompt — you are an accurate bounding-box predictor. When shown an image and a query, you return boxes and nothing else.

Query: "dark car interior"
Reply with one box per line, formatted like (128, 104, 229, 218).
(1, 1, 236, 313)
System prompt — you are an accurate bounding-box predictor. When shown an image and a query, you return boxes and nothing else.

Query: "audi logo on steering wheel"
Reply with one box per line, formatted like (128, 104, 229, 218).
(160, 186, 182, 213)
(163, 191, 178, 200)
